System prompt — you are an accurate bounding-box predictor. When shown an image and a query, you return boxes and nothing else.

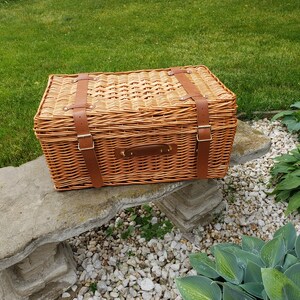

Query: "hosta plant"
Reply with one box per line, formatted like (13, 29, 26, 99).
(271, 101, 300, 135)
(270, 146, 300, 215)
(176, 223, 300, 300)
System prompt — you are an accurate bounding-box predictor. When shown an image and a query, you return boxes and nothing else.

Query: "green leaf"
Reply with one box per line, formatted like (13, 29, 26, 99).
(271, 111, 294, 121)
(130, 213, 137, 221)
(225, 246, 264, 268)
(270, 163, 294, 177)
(296, 235, 300, 259)
(244, 261, 263, 283)
(239, 282, 264, 299)
(175, 276, 222, 300)
(286, 191, 300, 215)
(273, 153, 298, 164)
(242, 235, 265, 255)
(223, 283, 255, 300)
(189, 253, 219, 279)
(211, 243, 241, 256)
(261, 235, 286, 267)
(284, 263, 300, 287)
(214, 248, 244, 284)
(121, 225, 135, 239)
(275, 174, 300, 190)
(274, 223, 297, 251)
(261, 289, 269, 300)
(274, 190, 291, 203)
(286, 120, 300, 132)
(290, 102, 300, 109)
(262, 268, 300, 300)
(142, 204, 152, 213)
(282, 254, 300, 272)
(290, 169, 300, 176)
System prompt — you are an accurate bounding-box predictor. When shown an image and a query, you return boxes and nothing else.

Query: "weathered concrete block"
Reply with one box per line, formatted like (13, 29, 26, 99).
(0, 242, 76, 300)
(156, 180, 224, 232)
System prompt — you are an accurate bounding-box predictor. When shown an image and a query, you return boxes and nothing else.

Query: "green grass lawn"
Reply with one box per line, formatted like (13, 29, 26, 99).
(0, 0, 299, 167)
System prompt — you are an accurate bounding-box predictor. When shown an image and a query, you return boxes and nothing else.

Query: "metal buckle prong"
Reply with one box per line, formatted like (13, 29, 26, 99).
(196, 125, 212, 142)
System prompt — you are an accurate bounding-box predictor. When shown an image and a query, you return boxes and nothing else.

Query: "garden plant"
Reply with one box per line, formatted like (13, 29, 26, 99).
(176, 223, 300, 300)
(270, 101, 300, 215)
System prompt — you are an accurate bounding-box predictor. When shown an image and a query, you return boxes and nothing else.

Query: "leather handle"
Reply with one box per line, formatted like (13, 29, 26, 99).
(115, 144, 177, 159)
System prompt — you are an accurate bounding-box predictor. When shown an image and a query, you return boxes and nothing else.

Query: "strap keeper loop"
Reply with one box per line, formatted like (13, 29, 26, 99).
(73, 74, 95, 83)
(168, 68, 192, 76)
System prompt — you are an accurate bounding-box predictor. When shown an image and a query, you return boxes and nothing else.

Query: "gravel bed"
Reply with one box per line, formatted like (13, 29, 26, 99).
(60, 119, 300, 300)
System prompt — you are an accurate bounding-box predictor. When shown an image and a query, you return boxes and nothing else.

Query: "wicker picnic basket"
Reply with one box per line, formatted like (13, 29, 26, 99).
(34, 65, 237, 191)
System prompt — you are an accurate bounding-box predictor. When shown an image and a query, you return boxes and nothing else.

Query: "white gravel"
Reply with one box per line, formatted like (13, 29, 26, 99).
(62, 119, 300, 300)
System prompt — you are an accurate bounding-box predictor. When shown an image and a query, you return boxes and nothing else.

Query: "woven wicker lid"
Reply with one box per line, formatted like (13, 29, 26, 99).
(36, 65, 235, 119)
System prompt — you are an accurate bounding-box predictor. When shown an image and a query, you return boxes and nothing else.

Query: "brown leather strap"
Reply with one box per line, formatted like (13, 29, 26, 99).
(169, 67, 211, 178)
(72, 74, 103, 188)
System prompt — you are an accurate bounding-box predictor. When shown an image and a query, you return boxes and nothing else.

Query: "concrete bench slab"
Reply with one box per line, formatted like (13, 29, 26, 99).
(0, 120, 270, 300)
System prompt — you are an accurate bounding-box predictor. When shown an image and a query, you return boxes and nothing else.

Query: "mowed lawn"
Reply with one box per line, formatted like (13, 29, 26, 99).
(0, 0, 299, 167)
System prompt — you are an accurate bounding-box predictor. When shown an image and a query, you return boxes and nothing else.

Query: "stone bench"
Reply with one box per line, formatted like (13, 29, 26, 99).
(0, 120, 270, 300)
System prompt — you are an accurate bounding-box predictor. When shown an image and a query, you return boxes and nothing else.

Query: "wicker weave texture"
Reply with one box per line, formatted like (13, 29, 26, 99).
(34, 65, 237, 190)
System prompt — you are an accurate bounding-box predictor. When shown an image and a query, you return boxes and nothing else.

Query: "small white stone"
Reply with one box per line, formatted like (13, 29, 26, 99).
(152, 265, 162, 277)
(163, 290, 172, 299)
(168, 269, 176, 279)
(140, 278, 155, 291)
(62, 292, 71, 298)
(170, 241, 177, 249)
(142, 291, 153, 300)
(71, 285, 78, 292)
(162, 269, 168, 279)
(154, 283, 163, 294)
(97, 281, 108, 293)
(93, 260, 101, 269)
(92, 253, 99, 263)
(224, 216, 233, 224)
(214, 223, 222, 231)
(151, 217, 158, 224)
(90, 271, 98, 279)
(79, 270, 87, 282)
(86, 251, 93, 258)
(127, 258, 136, 267)
(123, 278, 129, 287)
(78, 286, 89, 295)
(110, 291, 119, 298)
(86, 264, 94, 273)
(170, 264, 180, 271)
(129, 287, 137, 297)
(137, 269, 146, 277)
(109, 257, 117, 266)
(129, 275, 137, 281)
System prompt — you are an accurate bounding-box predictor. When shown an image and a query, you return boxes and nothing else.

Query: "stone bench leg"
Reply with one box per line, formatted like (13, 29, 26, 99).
(157, 179, 224, 232)
(0, 242, 76, 300)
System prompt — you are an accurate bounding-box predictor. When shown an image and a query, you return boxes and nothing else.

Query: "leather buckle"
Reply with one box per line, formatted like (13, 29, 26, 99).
(77, 134, 95, 151)
(196, 125, 212, 142)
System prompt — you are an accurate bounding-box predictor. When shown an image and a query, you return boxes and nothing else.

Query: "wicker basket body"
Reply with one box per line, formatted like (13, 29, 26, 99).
(34, 65, 237, 191)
